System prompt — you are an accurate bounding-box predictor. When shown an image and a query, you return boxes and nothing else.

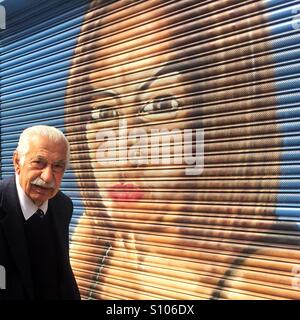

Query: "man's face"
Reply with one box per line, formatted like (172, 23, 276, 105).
(13, 135, 67, 206)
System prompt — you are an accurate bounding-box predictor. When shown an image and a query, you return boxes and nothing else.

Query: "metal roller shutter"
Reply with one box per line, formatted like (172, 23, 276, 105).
(1, 0, 300, 300)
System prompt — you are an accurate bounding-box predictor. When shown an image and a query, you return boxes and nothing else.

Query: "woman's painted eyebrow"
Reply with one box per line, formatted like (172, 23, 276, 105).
(92, 88, 118, 98)
(138, 68, 181, 93)
(90, 69, 181, 104)
(139, 77, 158, 93)
(139, 69, 167, 92)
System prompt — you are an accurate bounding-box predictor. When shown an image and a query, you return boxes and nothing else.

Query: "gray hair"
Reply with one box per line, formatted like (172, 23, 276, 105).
(16, 125, 70, 166)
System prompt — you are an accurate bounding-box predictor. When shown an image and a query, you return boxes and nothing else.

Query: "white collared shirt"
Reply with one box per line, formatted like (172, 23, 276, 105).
(15, 174, 48, 221)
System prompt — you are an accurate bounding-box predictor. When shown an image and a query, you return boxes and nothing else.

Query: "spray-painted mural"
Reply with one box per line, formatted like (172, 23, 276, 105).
(1, 0, 300, 299)
(64, 0, 300, 299)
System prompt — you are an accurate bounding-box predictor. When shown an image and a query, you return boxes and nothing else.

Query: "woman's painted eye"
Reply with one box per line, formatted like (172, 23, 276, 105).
(140, 95, 179, 114)
(91, 108, 119, 120)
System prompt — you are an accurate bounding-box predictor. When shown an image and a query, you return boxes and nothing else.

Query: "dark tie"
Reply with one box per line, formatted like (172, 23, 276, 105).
(35, 209, 44, 218)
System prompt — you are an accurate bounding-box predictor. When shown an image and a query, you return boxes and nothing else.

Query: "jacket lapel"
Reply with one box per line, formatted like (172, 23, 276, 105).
(0, 176, 34, 299)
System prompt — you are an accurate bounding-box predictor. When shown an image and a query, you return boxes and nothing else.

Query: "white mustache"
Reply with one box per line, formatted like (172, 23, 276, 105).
(31, 177, 55, 189)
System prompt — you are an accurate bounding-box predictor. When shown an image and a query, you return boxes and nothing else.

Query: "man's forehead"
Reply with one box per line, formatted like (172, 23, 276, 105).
(28, 134, 62, 145)
(33, 154, 66, 161)
(27, 135, 67, 153)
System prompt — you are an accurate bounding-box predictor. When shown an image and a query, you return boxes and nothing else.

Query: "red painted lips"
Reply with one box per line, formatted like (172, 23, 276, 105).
(108, 183, 144, 201)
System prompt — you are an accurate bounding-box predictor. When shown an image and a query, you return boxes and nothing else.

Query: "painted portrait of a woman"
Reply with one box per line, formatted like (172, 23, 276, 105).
(65, 0, 300, 299)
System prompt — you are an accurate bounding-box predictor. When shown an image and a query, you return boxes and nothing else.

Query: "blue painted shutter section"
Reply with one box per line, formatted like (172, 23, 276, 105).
(1, 0, 300, 300)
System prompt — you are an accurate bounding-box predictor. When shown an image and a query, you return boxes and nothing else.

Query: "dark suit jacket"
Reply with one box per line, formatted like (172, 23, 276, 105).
(0, 176, 80, 300)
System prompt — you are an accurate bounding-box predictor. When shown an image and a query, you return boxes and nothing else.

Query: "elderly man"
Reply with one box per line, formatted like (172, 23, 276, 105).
(0, 125, 80, 300)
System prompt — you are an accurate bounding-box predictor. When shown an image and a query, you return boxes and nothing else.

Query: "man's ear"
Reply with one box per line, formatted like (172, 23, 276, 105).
(13, 151, 21, 174)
